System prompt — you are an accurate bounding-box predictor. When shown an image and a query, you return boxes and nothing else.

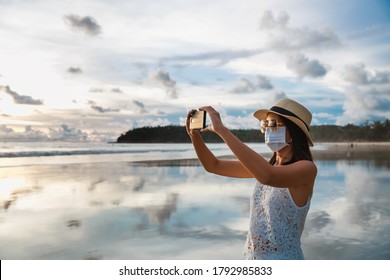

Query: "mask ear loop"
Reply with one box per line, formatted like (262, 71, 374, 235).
(287, 138, 293, 145)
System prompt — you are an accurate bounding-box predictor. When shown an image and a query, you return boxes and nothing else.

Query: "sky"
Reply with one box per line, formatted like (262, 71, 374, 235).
(0, 0, 389, 142)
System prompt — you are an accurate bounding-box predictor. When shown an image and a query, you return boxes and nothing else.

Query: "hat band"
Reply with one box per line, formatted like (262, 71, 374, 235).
(270, 106, 310, 131)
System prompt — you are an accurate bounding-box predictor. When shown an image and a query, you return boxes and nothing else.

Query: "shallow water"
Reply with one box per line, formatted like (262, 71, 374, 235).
(0, 143, 389, 259)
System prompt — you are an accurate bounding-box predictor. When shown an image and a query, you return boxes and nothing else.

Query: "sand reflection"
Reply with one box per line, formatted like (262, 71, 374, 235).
(304, 160, 390, 259)
(0, 150, 389, 259)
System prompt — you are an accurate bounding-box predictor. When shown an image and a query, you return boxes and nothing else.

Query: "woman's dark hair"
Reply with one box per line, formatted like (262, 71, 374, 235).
(269, 115, 313, 165)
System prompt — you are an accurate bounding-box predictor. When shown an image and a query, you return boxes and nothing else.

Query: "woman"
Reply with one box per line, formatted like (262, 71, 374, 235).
(186, 98, 317, 260)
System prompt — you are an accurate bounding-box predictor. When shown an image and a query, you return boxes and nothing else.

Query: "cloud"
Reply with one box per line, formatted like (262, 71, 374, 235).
(111, 88, 123, 93)
(89, 87, 104, 93)
(286, 53, 328, 78)
(338, 85, 390, 124)
(132, 100, 147, 113)
(164, 49, 263, 65)
(0, 125, 48, 141)
(48, 124, 89, 141)
(91, 105, 120, 113)
(67, 67, 82, 74)
(88, 87, 123, 93)
(63, 14, 102, 36)
(88, 100, 120, 113)
(145, 69, 178, 99)
(231, 74, 274, 93)
(0, 123, 119, 142)
(0, 85, 43, 105)
(260, 10, 290, 29)
(337, 63, 390, 124)
(259, 10, 341, 51)
(256, 74, 274, 90)
(342, 63, 390, 85)
(231, 77, 256, 93)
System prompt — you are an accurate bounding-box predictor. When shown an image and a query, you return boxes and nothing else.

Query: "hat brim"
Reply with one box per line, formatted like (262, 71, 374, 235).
(254, 109, 314, 146)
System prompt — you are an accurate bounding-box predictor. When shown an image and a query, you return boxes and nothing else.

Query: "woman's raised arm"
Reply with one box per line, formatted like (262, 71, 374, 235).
(186, 110, 253, 179)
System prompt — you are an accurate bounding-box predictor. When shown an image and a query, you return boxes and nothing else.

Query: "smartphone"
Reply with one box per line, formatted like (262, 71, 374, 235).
(190, 110, 206, 130)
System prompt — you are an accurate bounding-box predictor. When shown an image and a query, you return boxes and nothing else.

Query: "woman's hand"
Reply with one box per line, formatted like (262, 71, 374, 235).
(187, 106, 226, 137)
(199, 106, 226, 134)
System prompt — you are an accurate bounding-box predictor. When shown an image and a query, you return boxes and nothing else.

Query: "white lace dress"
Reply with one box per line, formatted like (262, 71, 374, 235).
(244, 182, 311, 260)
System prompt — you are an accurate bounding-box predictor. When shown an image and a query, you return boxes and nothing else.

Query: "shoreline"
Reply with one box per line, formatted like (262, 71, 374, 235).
(311, 142, 390, 160)
(1, 142, 388, 168)
(132, 142, 390, 166)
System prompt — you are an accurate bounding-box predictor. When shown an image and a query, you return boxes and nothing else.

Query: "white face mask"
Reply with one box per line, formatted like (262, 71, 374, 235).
(265, 127, 288, 152)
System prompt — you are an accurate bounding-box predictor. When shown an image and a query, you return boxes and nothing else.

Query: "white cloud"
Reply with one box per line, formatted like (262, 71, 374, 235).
(338, 85, 390, 125)
(334, 62, 390, 124)
(342, 63, 390, 85)
(48, 124, 89, 141)
(260, 10, 341, 51)
(0, 124, 95, 142)
(145, 69, 178, 99)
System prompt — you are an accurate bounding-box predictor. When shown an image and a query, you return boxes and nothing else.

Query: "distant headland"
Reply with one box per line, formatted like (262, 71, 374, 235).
(116, 120, 390, 143)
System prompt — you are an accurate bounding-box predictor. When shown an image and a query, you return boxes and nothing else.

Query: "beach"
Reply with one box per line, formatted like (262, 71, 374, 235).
(0, 142, 389, 259)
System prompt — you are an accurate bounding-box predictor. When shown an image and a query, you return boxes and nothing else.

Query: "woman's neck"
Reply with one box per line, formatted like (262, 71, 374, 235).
(276, 147, 293, 165)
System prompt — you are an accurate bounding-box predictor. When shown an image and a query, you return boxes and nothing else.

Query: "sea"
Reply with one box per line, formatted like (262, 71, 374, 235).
(0, 141, 389, 260)
(0, 141, 265, 166)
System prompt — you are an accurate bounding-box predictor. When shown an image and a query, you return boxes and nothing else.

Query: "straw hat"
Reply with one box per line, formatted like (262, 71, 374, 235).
(253, 98, 314, 146)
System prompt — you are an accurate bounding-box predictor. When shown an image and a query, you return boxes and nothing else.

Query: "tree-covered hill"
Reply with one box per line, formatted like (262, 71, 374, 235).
(117, 119, 390, 143)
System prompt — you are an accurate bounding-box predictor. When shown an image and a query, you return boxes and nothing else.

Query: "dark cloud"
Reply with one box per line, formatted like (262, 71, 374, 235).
(343, 63, 390, 85)
(260, 10, 341, 51)
(67, 67, 82, 74)
(0, 85, 43, 105)
(286, 53, 328, 78)
(231, 74, 274, 93)
(91, 105, 120, 113)
(256, 74, 274, 90)
(232, 77, 256, 93)
(88, 100, 120, 113)
(145, 68, 178, 99)
(132, 100, 147, 113)
(111, 88, 123, 93)
(64, 14, 102, 36)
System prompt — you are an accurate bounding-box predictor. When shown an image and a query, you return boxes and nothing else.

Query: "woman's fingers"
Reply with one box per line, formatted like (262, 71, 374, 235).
(187, 106, 224, 135)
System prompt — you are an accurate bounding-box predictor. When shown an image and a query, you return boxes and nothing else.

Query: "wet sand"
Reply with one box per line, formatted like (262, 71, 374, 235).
(132, 142, 390, 166)
(312, 142, 390, 161)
